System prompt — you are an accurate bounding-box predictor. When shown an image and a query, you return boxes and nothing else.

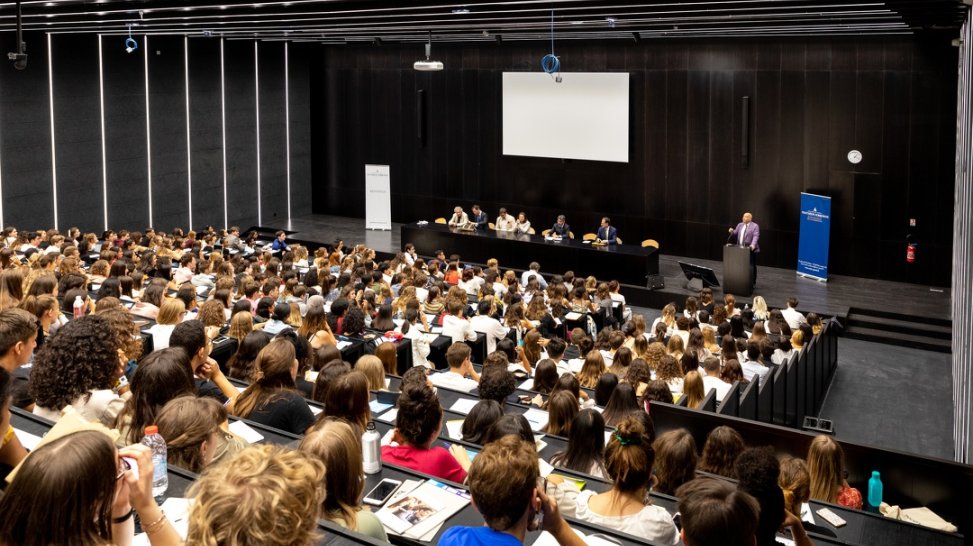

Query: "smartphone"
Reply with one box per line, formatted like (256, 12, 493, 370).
(363, 478, 402, 506)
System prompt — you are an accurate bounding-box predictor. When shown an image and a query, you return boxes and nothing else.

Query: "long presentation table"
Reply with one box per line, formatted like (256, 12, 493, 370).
(401, 223, 659, 287)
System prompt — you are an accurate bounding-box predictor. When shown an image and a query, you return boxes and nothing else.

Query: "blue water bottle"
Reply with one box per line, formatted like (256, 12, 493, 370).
(867, 470, 883, 512)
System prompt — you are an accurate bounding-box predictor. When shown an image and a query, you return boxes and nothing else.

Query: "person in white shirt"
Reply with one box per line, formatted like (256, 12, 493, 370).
(403, 243, 417, 266)
(544, 338, 572, 376)
(441, 300, 477, 344)
(781, 297, 807, 330)
(700, 356, 732, 402)
(428, 342, 480, 393)
(520, 262, 548, 289)
(447, 206, 470, 228)
(172, 253, 197, 286)
(740, 343, 771, 384)
(495, 208, 516, 231)
(469, 299, 508, 354)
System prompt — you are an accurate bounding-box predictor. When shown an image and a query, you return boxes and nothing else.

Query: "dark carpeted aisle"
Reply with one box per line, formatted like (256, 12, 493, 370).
(818, 337, 954, 460)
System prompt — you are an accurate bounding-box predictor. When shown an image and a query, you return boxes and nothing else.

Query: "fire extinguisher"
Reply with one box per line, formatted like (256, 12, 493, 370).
(906, 234, 917, 263)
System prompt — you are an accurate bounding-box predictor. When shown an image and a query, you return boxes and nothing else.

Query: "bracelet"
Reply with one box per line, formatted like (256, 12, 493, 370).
(112, 508, 135, 524)
(2, 425, 15, 447)
(141, 511, 168, 534)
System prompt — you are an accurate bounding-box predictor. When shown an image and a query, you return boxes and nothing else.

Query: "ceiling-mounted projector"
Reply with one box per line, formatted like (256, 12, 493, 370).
(414, 32, 443, 72)
(414, 59, 444, 71)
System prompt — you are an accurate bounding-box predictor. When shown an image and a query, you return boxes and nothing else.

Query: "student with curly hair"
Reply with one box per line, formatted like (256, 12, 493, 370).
(186, 444, 325, 546)
(29, 315, 126, 427)
(381, 384, 469, 483)
(574, 414, 679, 544)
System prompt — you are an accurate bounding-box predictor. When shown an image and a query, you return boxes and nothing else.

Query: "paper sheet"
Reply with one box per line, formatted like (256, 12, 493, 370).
(449, 398, 479, 415)
(522, 408, 549, 432)
(13, 428, 42, 450)
(228, 420, 265, 444)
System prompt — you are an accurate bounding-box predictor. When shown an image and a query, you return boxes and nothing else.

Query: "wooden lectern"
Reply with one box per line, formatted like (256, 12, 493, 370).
(723, 245, 752, 297)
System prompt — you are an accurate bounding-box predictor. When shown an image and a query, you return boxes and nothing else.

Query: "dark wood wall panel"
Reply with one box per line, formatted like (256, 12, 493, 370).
(188, 38, 224, 231)
(258, 41, 288, 225)
(51, 34, 103, 233)
(289, 44, 313, 218)
(312, 36, 957, 286)
(223, 40, 259, 228)
(0, 31, 54, 230)
(103, 35, 150, 231)
(148, 36, 189, 232)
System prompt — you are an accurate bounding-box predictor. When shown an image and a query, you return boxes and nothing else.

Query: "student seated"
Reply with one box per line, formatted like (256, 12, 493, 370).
(0, 429, 180, 546)
(429, 342, 480, 393)
(228, 338, 316, 435)
(574, 415, 680, 545)
(156, 395, 244, 473)
(439, 435, 586, 546)
(381, 384, 469, 483)
(300, 418, 390, 542)
(186, 445, 324, 546)
(676, 478, 760, 546)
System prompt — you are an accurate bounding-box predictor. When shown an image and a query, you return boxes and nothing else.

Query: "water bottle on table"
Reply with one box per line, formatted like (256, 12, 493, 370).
(142, 425, 168, 499)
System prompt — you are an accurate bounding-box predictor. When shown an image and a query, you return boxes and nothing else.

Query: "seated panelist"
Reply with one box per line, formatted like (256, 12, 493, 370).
(550, 215, 571, 237)
(596, 217, 618, 244)
(448, 206, 470, 228)
(470, 205, 489, 230)
(495, 208, 516, 231)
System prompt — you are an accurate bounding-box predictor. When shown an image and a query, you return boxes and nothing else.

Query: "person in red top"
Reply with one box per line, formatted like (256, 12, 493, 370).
(381, 384, 470, 483)
(807, 435, 863, 510)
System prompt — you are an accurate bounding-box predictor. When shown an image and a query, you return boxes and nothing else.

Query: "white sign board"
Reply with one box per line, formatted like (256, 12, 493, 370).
(365, 164, 391, 230)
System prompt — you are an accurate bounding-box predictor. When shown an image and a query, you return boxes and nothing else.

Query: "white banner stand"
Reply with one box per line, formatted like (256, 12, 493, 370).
(365, 164, 392, 230)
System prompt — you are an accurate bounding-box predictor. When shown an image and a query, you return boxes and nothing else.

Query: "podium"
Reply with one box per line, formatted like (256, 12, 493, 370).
(723, 245, 753, 297)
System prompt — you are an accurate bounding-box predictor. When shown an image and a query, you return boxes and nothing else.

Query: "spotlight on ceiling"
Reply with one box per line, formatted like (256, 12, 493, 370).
(414, 31, 443, 71)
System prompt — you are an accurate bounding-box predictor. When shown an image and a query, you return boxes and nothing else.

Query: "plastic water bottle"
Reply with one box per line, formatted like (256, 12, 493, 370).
(362, 421, 382, 474)
(867, 470, 883, 512)
(72, 295, 85, 319)
(142, 426, 168, 498)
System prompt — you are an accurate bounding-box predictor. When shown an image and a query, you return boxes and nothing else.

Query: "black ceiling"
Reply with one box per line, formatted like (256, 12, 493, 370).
(0, 1, 967, 43)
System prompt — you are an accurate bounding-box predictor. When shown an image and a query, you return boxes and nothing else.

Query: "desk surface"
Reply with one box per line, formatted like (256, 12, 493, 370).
(401, 222, 659, 286)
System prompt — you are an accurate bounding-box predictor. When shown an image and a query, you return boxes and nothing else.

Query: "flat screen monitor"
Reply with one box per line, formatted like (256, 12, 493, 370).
(678, 261, 721, 288)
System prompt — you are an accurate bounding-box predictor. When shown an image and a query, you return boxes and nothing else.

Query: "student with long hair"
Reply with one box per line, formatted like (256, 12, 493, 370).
(461, 399, 504, 445)
(652, 428, 698, 496)
(228, 338, 315, 435)
(807, 435, 863, 509)
(593, 373, 619, 407)
(226, 331, 271, 380)
(655, 354, 684, 396)
(549, 409, 608, 479)
(577, 350, 606, 389)
(543, 390, 579, 436)
(601, 382, 642, 427)
(574, 415, 679, 544)
(382, 384, 469, 482)
(356, 354, 387, 391)
(300, 418, 390, 542)
(697, 425, 745, 478)
(682, 370, 706, 409)
(0, 430, 180, 546)
(322, 370, 371, 433)
(156, 396, 242, 473)
(114, 348, 196, 444)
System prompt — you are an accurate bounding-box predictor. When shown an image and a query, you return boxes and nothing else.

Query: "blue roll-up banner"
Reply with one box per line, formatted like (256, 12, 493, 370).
(797, 192, 831, 281)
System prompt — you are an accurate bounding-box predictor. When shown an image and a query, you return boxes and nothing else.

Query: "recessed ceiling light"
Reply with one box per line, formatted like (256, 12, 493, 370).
(452, 8, 470, 14)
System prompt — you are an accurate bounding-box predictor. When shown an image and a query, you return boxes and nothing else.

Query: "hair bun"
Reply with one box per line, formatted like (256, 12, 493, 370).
(613, 416, 646, 446)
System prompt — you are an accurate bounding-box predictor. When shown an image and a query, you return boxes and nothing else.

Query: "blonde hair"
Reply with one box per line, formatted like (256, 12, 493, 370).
(157, 298, 187, 325)
(808, 435, 847, 504)
(577, 350, 606, 389)
(778, 456, 811, 517)
(228, 311, 253, 340)
(186, 444, 325, 546)
(355, 355, 386, 391)
(299, 419, 364, 529)
(683, 370, 705, 409)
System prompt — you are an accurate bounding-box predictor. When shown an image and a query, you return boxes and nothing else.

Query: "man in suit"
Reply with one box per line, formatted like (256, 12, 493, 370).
(550, 215, 571, 237)
(596, 217, 618, 244)
(728, 212, 760, 288)
(470, 205, 489, 230)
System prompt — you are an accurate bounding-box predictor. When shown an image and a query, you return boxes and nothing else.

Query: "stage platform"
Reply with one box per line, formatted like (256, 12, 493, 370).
(267, 214, 951, 323)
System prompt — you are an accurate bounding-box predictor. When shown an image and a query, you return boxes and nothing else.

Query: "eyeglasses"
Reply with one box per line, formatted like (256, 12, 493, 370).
(116, 457, 131, 481)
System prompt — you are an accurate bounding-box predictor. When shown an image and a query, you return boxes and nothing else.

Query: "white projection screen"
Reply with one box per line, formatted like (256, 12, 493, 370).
(502, 72, 630, 163)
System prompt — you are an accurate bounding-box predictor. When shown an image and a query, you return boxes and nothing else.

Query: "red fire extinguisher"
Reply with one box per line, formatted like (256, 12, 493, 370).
(906, 234, 916, 263)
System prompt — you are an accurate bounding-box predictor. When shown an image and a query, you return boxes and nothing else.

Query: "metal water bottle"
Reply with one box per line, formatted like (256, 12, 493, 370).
(362, 421, 382, 474)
